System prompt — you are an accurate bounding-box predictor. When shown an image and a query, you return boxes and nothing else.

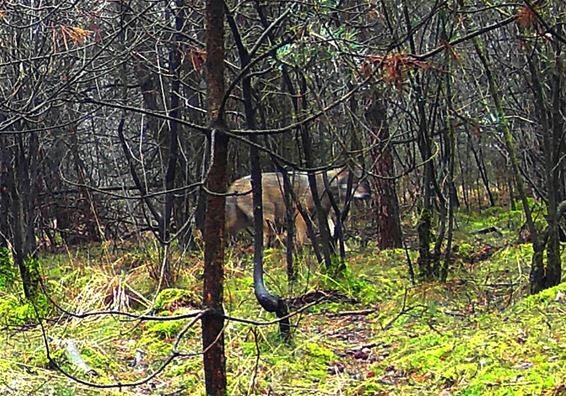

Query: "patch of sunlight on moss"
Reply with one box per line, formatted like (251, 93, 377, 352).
(458, 242, 474, 259)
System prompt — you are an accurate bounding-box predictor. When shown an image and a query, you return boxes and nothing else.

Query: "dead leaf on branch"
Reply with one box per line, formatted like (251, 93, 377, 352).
(516, 5, 538, 29)
(362, 53, 434, 87)
(60, 25, 92, 46)
(189, 48, 206, 73)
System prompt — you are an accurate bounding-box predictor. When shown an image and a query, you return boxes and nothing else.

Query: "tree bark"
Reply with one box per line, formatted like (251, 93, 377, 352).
(524, 34, 562, 293)
(7, 132, 40, 300)
(365, 93, 403, 249)
(202, 0, 227, 394)
(403, 0, 435, 280)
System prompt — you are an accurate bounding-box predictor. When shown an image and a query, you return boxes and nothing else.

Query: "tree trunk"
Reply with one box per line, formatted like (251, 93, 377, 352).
(0, 144, 9, 248)
(365, 93, 403, 249)
(202, 0, 227, 394)
(296, 74, 334, 269)
(7, 132, 40, 300)
(403, 0, 435, 280)
(225, 8, 291, 339)
(524, 34, 562, 293)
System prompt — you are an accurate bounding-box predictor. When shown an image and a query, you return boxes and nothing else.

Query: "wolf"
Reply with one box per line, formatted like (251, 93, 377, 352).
(225, 168, 370, 246)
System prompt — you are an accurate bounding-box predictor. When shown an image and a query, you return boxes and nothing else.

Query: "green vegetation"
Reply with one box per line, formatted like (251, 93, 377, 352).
(0, 247, 15, 290)
(0, 207, 565, 395)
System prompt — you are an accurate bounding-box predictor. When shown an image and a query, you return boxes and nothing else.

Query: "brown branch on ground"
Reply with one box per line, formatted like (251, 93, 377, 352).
(286, 290, 358, 310)
(327, 308, 378, 318)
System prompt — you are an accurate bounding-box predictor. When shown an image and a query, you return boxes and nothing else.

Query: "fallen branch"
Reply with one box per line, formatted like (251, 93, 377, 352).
(327, 308, 378, 318)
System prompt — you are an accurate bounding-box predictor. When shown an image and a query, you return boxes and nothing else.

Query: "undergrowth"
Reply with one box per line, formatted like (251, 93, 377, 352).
(0, 206, 565, 395)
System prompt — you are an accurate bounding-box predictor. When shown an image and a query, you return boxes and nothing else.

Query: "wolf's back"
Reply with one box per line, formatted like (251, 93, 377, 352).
(224, 168, 361, 244)
(225, 174, 284, 238)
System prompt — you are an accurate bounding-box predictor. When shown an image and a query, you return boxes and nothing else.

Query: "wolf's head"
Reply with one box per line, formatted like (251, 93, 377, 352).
(330, 168, 371, 201)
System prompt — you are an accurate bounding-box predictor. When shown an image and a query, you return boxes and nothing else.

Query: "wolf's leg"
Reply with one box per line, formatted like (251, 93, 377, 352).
(294, 212, 309, 248)
(260, 202, 277, 246)
(263, 220, 274, 246)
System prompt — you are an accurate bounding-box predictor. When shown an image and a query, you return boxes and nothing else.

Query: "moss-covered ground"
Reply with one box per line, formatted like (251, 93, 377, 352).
(0, 206, 565, 395)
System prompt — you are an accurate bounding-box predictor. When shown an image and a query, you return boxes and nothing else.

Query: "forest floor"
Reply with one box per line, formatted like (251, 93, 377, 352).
(1, 205, 566, 395)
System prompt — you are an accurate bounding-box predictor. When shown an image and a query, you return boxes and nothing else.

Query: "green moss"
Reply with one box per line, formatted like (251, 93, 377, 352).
(27, 347, 54, 368)
(80, 346, 120, 372)
(54, 387, 78, 396)
(305, 342, 336, 361)
(0, 247, 15, 290)
(0, 293, 50, 326)
(1, 205, 565, 395)
(144, 319, 187, 340)
(458, 242, 473, 260)
(154, 288, 199, 311)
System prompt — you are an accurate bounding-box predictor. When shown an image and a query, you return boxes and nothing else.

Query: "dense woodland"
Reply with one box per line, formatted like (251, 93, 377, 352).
(0, 0, 565, 395)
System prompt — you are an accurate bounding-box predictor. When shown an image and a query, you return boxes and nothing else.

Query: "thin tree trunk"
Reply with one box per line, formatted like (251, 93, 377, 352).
(524, 36, 562, 292)
(296, 75, 334, 269)
(403, 0, 435, 280)
(470, 27, 542, 292)
(365, 93, 403, 249)
(466, 130, 495, 207)
(226, 9, 290, 339)
(202, 0, 227, 393)
(8, 132, 39, 300)
(441, 22, 456, 281)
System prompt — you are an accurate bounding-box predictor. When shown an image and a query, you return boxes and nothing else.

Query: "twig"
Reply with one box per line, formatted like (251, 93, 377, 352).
(327, 308, 378, 317)
(247, 328, 261, 396)
(381, 289, 425, 330)
(426, 319, 443, 336)
(36, 307, 206, 390)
